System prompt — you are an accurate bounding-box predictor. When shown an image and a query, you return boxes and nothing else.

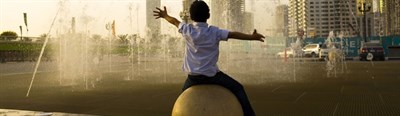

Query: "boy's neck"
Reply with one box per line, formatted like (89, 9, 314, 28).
(194, 21, 207, 23)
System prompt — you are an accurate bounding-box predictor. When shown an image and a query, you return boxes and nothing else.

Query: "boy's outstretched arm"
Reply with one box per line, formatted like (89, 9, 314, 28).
(228, 29, 265, 42)
(153, 6, 181, 28)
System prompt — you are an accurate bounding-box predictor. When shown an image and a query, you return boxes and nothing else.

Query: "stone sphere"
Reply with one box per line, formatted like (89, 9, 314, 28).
(172, 85, 243, 116)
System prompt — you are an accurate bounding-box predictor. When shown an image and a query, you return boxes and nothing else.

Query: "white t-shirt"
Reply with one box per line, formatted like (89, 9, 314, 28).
(178, 22, 229, 77)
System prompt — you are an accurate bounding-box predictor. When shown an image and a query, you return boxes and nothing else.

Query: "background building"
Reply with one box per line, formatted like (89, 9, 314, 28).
(211, 0, 251, 32)
(288, 0, 307, 37)
(382, 0, 400, 36)
(288, 0, 377, 38)
(210, 0, 227, 29)
(373, 12, 383, 36)
(275, 5, 289, 37)
(243, 12, 254, 33)
(308, 0, 359, 38)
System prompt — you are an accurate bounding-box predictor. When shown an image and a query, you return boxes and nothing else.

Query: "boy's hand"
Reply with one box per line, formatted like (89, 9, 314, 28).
(153, 6, 168, 19)
(152, 6, 181, 28)
(251, 29, 265, 42)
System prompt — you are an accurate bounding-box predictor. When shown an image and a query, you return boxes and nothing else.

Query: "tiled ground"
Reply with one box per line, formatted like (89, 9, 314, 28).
(1, 60, 400, 116)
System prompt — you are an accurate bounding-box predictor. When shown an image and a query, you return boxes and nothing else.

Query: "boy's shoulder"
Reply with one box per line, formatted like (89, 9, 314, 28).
(180, 22, 221, 30)
(180, 22, 230, 37)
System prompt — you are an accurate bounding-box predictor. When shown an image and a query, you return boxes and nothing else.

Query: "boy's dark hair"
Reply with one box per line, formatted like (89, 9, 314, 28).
(190, 0, 210, 22)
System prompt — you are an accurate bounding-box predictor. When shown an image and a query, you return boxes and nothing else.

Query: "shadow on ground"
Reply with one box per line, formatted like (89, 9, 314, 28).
(1, 60, 400, 116)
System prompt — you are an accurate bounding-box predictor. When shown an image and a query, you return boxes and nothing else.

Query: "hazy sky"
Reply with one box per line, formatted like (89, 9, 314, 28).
(1, 0, 287, 37)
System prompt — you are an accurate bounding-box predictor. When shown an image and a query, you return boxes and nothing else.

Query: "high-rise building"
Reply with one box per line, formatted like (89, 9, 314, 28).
(382, 0, 400, 35)
(146, 0, 160, 39)
(372, 12, 381, 36)
(211, 0, 246, 32)
(374, 0, 385, 36)
(288, 0, 373, 38)
(211, 0, 228, 29)
(243, 12, 254, 33)
(288, 0, 307, 37)
(275, 5, 289, 37)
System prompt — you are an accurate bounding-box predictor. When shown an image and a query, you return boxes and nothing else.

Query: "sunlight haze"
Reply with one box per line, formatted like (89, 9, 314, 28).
(1, 0, 287, 37)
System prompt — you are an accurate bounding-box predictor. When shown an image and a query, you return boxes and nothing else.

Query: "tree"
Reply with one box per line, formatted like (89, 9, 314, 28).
(37, 33, 47, 42)
(118, 34, 129, 45)
(22, 37, 32, 42)
(0, 31, 18, 41)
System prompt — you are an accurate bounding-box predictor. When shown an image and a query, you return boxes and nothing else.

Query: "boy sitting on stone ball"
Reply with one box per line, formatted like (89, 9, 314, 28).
(153, 1, 265, 115)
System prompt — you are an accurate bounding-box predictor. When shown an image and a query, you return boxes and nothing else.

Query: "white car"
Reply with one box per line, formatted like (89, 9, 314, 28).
(302, 44, 322, 58)
(276, 48, 304, 58)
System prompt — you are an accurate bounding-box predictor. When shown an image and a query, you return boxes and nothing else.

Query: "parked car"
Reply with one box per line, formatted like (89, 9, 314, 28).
(359, 42, 385, 61)
(319, 43, 343, 60)
(302, 44, 321, 58)
(276, 48, 304, 58)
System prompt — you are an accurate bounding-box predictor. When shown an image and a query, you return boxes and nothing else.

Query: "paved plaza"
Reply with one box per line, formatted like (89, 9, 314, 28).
(1, 60, 400, 116)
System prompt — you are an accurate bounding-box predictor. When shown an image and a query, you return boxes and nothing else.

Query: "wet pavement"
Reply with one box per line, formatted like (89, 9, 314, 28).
(1, 60, 400, 116)
(0, 108, 93, 116)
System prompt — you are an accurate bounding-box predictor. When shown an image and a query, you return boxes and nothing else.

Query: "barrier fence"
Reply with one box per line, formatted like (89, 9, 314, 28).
(285, 36, 400, 58)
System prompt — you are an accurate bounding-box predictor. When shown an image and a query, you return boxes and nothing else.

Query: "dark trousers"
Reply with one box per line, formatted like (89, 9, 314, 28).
(182, 71, 255, 116)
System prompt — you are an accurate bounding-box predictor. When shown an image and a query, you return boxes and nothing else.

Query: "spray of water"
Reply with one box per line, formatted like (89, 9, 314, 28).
(325, 31, 337, 78)
(325, 31, 349, 78)
(26, 5, 62, 97)
(22, 0, 307, 94)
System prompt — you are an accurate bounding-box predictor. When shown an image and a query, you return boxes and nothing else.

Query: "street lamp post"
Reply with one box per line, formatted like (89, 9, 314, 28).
(358, 2, 372, 42)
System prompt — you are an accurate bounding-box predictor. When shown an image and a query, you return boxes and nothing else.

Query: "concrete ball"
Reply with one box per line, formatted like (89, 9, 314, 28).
(172, 85, 243, 116)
